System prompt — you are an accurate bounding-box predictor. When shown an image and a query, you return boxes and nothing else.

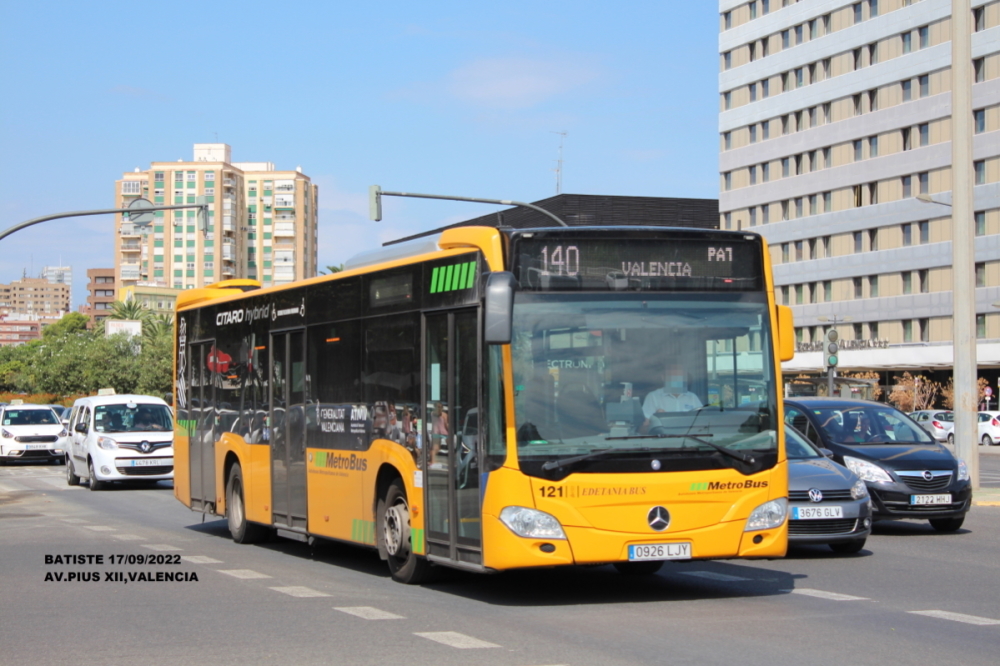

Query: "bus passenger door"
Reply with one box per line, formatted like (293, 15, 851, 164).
(424, 310, 482, 565)
(270, 330, 308, 530)
(189, 342, 216, 513)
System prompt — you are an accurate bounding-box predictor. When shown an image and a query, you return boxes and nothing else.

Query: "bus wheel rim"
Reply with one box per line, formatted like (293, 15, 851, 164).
(384, 502, 409, 557)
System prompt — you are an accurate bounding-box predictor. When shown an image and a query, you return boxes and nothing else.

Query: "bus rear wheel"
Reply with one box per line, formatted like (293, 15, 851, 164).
(227, 464, 268, 544)
(378, 479, 432, 584)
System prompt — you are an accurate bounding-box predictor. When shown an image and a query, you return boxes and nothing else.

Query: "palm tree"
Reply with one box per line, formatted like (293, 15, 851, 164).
(142, 313, 174, 341)
(109, 300, 152, 321)
(321, 264, 344, 275)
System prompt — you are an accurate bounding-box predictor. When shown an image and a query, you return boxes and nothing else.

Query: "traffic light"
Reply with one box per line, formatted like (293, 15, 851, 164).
(824, 328, 839, 368)
(369, 185, 382, 222)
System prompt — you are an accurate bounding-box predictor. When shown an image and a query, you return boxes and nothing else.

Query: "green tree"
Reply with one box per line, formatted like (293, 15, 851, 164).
(142, 312, 174, 342)
(42, 312, 89, 338)
(321, 264, 344, 275)
(110, 299, 152, 321)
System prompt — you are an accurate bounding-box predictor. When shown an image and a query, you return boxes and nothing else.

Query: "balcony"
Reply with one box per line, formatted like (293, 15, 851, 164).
(223, 178, 235, 187)
(120, 266, 141, 281)
(121, 242, 141, 252)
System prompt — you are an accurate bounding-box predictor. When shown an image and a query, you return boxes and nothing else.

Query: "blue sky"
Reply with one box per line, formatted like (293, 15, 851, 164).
(0, 0, 719, 309)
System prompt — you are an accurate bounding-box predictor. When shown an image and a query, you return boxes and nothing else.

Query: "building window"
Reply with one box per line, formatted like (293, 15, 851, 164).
(903, 223, 913, 246)
(902, 79, 912, 101)
(810, 19, 818, 40)
(823, 192, 832, 212)
(762, 163, 770, 181)
(749, 125, 757, 143)
(762, 203, 770, 223)
(869, 275, 879, 298)
(902, 175, 912, 198)
(975, 58, 985, 83)
(782, 286, 790, 305)
(750, 1, 757, 19)
(854, 277, 864, 299)
(122, 181, 141, 195)
(977, 315, 987, 339)
(869, 0, 878, 18)
(854, 185, 864, 208)
(782, 243, 790, 263)
(750, 82, 757, 102)
(724, 132, 731, 150)
(975, 160, 986, 185)
(869, 228, 878, 251)
(795, 24, 803, 45)
(795, 197, 804, 218)
(749, 166, 757, 185)
(918, 172, 929, 194)
(919, 123, 929, 146)
(782, 158, 790, 178)
(724, 212, 732, 230)
(918, 26, 929, 49)
(782, 30, 790, 49)
(976, 211, 986, 236)
(919, 74, 929, 97)
(724, 51, 731, 70)
(903, 320, 913, 342)
(854, 94, 863, 116)
(919, 318, 929, 342)
(794, 241, 804, 261)
(809, 195, 818, 215)
(854, 3, 863, 24)
(902, 127, 912, 151)
(903, 272, 913, 295)
(975, 109, 986, 134)
(724, 92, 731, 110)
(854, 323, 864, 339)
(824, 281, 832, 301)
(869, 43, 878, 65)
(869, 182, 878, 205)
(919, 269, 928, 293)
(869, 135, 878, 157)
(824, 148, 831, 169)
(795, 285, 803, 304)
(724, 11, 731, 30)
(724, 172, 731, 191)
(762, 120, 770, 140)
(796, 68, 804, 88)
(854, 48, 863, 71)
(902, 32, 912, 54)
(869, 89, 878, 112)
(975, 7, 985, 32)
(919, 220, 930, 244)
(854, 140, 864, 161)
(977, 262, 986, 288)
(750, 207, 757, 226)
(854, 231, 864, 253)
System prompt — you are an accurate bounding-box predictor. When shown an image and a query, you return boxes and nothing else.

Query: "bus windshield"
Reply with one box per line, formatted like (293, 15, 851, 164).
(511, 292, 777, 479)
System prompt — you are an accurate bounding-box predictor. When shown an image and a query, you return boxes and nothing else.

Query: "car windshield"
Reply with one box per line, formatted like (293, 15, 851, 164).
(2, 409, 59, 426)
(95, 404, 172, 433)
(511, 292, 777, 478)
(785, 425, 822, 458)
(810, 405, 933, 445)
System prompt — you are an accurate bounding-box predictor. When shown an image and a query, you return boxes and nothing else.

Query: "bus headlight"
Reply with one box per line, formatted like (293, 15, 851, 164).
(97, 437, 118, 450)
(499, 506, 567, 540)
(851, 479, 869, 500)
(744, 498, 787, 532)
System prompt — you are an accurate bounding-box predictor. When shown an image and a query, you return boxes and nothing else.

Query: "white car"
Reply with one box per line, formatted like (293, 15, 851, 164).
(65, 393, 174, 490)
(978, 411, 1000, 446)
(0, 402, 69, 465)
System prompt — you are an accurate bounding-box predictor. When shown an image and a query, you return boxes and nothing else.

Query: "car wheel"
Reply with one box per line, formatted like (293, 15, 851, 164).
(929, 516, 965, 532)
(226, 464, 269, 544)
(829, 539, 866, 554)
(378, 478, 432, 584)
(613, 561, 664, 576)
(983, 435, 992, 447)
(947, 433, 954, 445)
(66, 458, 80, 486)
(88, 459, 105, 491)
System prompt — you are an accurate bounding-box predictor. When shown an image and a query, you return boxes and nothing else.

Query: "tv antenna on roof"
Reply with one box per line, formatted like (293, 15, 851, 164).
(552, 130, 567, 194)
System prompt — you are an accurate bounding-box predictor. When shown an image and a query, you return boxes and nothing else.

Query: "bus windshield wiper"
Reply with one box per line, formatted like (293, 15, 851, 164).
(541, 447, 655, 471)
(645, 433, 756, 465)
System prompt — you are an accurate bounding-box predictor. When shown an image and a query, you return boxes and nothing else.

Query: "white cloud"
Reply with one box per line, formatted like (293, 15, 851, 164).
(447, 56, 601, 109)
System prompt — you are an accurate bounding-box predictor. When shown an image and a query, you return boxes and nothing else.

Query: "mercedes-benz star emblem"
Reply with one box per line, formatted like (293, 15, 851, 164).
(647, 506, 670, 531)
(922, 470, 933, 481)
(808, 488, 824, 503)
(140, 441, 152, 454)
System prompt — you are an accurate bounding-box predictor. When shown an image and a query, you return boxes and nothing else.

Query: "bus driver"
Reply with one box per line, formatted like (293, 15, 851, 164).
(642, 362, 702, 431)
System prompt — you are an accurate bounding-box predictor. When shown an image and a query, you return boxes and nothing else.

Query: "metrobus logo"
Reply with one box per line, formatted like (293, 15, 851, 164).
(429, 261, 476, 294)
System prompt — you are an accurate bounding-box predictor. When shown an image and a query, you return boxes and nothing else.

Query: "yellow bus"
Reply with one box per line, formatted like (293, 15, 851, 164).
(173, 224, 795, 583)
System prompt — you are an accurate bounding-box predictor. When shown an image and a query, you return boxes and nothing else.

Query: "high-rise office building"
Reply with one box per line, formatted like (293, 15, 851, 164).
(114, 143, 319, 292)
(42, 265, 72, 295)
(719, 0, 999, 377)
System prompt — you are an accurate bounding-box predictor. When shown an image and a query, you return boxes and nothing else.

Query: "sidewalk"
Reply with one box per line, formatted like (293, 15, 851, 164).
(973, 487, 1000, 507)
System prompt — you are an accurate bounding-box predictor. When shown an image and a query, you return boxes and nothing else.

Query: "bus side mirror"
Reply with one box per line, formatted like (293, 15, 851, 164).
(484, 271, 516, 345)
(777, 305, 795, 362)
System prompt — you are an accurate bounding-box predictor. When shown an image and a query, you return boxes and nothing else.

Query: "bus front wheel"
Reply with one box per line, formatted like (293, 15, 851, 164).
(227, 464, 269, 544)
(378, 479, 432, 584)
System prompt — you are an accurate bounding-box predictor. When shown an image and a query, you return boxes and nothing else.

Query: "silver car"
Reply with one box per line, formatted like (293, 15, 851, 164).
(786, 425, 872, 554)
(908, 410, 955, 444)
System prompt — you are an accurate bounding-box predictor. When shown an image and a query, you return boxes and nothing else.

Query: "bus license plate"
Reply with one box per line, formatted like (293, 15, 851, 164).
(792, 506, 844, 520)
(628, 542, 691, 562)
(126, 458, 173, 467)
(911, 494, 951, 505)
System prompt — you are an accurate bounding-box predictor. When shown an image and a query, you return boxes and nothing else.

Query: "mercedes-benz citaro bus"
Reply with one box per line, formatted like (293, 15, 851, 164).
(172, 225, 795, 583)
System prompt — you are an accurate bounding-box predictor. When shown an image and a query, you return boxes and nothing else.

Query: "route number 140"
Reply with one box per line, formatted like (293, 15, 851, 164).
(540, 245, 580, 276)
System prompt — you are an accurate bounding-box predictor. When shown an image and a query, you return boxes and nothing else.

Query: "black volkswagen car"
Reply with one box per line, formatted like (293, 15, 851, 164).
(784, 398, 971, 532)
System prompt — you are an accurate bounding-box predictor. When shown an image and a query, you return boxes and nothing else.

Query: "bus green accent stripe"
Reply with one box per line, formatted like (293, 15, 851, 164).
(412, 528, 425, 555)
(444, 264, 454, 292)
(464, 261, 476, 288)
(431, 266, 441, 293)
(351, 519, 376, 544)
(452, 262, 465, 290)
(176, 419, 197, 436)
(315, 451, 327, 467)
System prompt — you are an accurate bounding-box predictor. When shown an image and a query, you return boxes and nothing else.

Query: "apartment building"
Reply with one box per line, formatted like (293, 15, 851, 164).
(719, 0, 1000, 376)
(0, 277, 70, 319)
(0, 320, 41, 347)
(84, 268, 116, 329)
(114, 143, 319, 292)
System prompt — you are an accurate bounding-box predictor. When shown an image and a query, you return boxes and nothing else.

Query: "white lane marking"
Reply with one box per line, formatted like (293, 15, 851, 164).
(181, 556, 223, 564)
(680, 571, 751, 582)
(112, 534, 145, 541)
(142, 544, 182, 551)
(414, 632, 501, 649)
(909, 610, 1000, 625)
(218, 569, 272, 579)
(334, 606, 405, 620)
(84, 526, 116, 532)
(270, 586, 331, 598)
(788, 588, 869, 601)
(59, 518, 88, 524)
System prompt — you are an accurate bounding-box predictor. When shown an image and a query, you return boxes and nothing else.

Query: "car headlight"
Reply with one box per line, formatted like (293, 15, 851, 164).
(499, 506, 567, 539)
(97, 436, 118, 450)
(851, 479, 869, 500)
(958, 459, 969, 482)
(843, 456, 893, 484)
(58, 429, 69, 438)
(744, 498, 787, 532)
(1, 429, 11, 439)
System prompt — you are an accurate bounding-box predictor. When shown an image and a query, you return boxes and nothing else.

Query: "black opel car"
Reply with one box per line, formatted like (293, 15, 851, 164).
(784, 398, 971, 532)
